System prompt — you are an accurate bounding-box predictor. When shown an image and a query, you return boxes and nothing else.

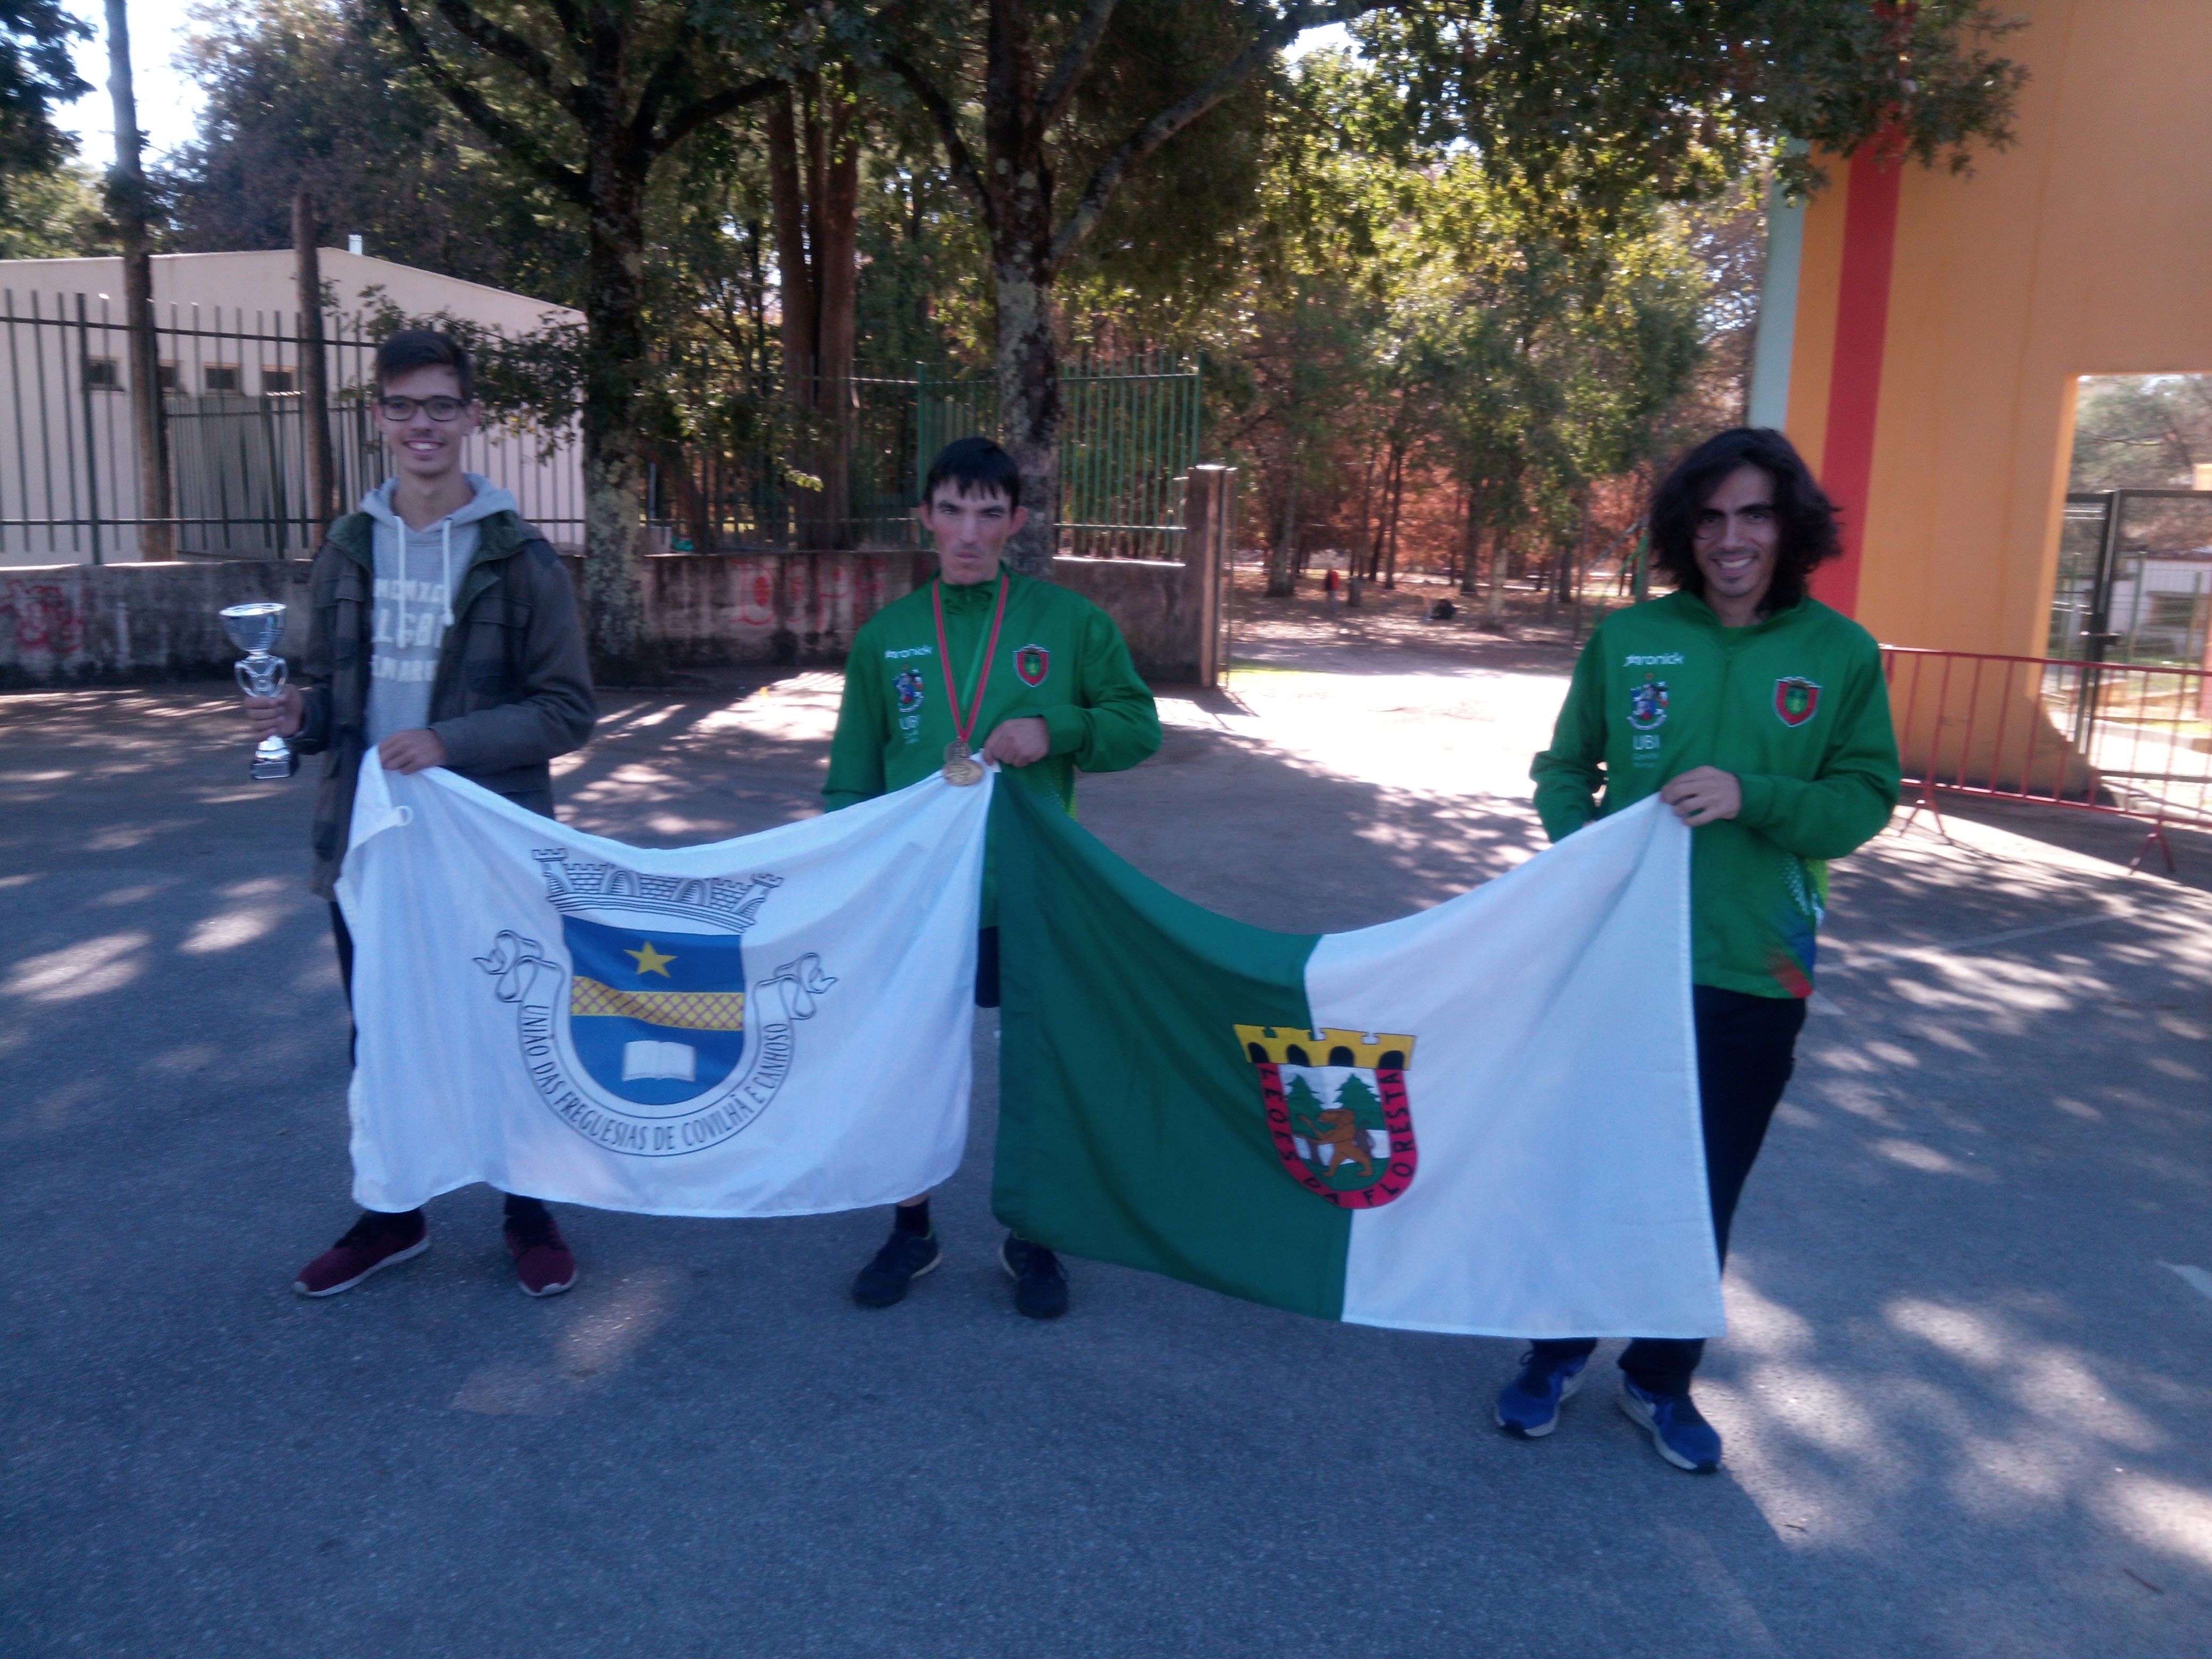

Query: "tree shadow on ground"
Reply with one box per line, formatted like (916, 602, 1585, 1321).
(1, 678, 2208, 1657)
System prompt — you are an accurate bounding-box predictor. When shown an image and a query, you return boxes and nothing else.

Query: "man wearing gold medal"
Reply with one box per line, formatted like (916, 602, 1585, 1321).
(824, 437, 1161, 1317)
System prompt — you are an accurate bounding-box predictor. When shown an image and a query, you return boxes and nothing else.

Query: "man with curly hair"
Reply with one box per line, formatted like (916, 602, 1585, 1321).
(1498, 428, 1901, 1473)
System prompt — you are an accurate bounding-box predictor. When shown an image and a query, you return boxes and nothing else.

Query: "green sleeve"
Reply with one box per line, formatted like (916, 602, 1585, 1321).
(1530, 634, 1609, 843)
(823, 638, 890, 811)
(1038, 606, 1162, 774)
(1735, 646, 1901, 859)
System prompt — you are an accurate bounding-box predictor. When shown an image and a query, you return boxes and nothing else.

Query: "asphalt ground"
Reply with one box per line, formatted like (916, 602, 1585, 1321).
(4, 591, 2210, 1657)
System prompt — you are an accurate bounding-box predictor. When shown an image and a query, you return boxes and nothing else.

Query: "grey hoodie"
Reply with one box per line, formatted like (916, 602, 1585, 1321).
(361, 472, 520, 745)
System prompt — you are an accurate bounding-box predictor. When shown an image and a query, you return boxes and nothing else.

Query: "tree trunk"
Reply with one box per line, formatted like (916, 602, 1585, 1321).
(1484, 529, 1511, 630)
(1382, 442, 1405, 591)
(768, 75, 861, 550)
(1458, 484, 1482, 596)
(579, 160, 655, 679)
(292, 188, 335, 547)
(105, 0, 171, 562)
(994, 262, 1061, 577)
(1266, 470, 1300, 598)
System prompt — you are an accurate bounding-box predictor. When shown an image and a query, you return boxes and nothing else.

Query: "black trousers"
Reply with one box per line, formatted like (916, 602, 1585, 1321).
(1529, 984, 1807, 1397)
(330, 902, 542, 1222)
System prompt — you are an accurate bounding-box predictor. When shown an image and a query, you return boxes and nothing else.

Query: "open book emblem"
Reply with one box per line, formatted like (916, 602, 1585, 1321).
(474, 854, 835, 1157)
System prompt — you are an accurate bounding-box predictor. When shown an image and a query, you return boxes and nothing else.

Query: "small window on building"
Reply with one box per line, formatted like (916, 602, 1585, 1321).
(157, 362, 180, 392)
(204, 364, 241, 393)
(262, 366, 297, 395)
(83, 357, 121, 390)
(2147, 593, 2201, 631)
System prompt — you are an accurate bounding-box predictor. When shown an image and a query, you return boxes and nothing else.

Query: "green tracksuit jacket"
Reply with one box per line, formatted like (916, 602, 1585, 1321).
(824, 568, 1162, 825)
(1532, 589, 1900, 999)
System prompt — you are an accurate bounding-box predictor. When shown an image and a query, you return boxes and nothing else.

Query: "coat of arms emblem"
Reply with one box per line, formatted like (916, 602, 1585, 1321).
(894, 666, 925, 713)
(1234, 1025, 1418, 1208)
(1014, 643, 1050, 686)
(1627, 673, 1668, 731)
(473, 853, 835, 1156)
(1773, 675, 1821, 727)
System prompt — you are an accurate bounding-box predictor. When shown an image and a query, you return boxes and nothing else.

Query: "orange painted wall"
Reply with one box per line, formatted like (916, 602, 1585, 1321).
(1782, 0, 2212, 655)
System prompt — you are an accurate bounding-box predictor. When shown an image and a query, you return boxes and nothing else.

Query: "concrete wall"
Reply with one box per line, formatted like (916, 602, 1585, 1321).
(0, 559, 313, 688)
(1779, 1, 2212, 655)
(0, 467, 1235, 686)
(1053, 465, 1233, 685)
(0, 554, 918, 688)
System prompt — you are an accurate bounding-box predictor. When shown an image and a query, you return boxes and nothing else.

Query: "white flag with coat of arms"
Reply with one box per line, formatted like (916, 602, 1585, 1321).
(334, 757, 991, 1216)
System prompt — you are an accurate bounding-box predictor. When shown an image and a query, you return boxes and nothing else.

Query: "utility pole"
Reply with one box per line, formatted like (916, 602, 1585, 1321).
(293, 188, 336, 548)
(105, 0, 172, 560)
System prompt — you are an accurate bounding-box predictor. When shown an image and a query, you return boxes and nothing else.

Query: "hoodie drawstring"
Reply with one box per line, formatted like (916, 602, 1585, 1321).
(441, 519, 454, 628)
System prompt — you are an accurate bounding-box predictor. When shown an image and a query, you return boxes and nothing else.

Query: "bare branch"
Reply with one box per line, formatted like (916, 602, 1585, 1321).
(650, 75, 785, 156)
(1045, 0, 1381, 273)
(378, 0, 589, 207)
(426, 0, 566, 99)
(878, 48, 991, 222)
(1037, 0, 1119, 132)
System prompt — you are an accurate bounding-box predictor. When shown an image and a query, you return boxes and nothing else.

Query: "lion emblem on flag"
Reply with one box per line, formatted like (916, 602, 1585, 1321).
(1234, 1025, 1418, 1208)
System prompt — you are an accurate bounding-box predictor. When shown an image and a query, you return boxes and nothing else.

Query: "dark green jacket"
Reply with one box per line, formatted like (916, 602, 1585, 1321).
(291, 509, 597, 898)
(1532, 590, 1900, 998)
(824, 568, 1161, 814)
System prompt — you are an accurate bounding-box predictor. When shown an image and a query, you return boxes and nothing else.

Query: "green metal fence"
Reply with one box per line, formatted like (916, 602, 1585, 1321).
(916, 354, 1204, 560)
(651, 354, 1202, 556)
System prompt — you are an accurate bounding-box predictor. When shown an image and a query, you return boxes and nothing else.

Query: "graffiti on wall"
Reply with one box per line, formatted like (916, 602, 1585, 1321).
(1, 580, 84, 659)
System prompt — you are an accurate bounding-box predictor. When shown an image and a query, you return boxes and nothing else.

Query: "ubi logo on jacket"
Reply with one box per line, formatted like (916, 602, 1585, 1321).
(1773, 676, 1821, 727)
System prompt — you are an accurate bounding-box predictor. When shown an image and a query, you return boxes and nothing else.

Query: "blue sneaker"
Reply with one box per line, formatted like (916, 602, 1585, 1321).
(1618, 1379, 1722, 1472)
(1494, 1350, 1589, 1439)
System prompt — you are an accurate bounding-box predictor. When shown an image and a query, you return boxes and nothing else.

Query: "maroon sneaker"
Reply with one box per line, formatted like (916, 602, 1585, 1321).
(504, 1211, 576, 1297)
(294, 1212, 429, 1297)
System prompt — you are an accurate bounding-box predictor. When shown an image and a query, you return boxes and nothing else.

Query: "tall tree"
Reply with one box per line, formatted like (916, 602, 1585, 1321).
(767, 66, 861, 548)
(374, 0, 785, 674)
(0, 0, 90, 215)
(872, 0, 2025, 576)
(105, 0, 173, 561)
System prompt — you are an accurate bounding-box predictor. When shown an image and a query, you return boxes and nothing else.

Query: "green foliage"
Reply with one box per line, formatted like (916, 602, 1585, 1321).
(0, 157, 109, 258)
(2072, 376, 2212, 493)
(1356, 0, 2027, 222)
(167, 0, 586, 303)
(0, 0, 91, 213)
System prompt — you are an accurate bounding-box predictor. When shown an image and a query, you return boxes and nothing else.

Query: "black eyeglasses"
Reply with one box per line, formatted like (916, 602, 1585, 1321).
(376, 395, 468, 422)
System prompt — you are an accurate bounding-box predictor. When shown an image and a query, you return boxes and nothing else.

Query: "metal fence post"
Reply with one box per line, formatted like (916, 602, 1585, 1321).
(74, 293, 102, 566)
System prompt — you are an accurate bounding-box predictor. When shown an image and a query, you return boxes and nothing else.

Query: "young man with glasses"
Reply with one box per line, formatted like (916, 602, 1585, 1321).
(242, 329, 597, 1300)
(824, 437, 1161, 1318)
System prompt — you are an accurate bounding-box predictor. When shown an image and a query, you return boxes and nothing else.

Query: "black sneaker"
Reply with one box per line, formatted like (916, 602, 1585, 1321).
(851, 1228, 942, 1308)
(1001, 1234, 1069, 1320)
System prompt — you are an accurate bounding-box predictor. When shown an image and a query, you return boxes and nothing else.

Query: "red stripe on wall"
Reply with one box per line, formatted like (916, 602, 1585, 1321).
(1812, 150, 1904, 616)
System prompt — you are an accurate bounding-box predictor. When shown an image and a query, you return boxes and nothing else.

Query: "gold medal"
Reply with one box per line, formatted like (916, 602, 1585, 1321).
(942, 740, 985, 786)
(934, 574, 1008, 789)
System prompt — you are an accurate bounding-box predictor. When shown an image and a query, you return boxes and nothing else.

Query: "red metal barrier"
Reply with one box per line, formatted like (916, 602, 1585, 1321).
(1881, 646, 2212, 873)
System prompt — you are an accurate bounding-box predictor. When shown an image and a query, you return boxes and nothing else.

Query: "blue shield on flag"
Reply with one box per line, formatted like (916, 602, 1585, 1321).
(562, 916, 748, 1105)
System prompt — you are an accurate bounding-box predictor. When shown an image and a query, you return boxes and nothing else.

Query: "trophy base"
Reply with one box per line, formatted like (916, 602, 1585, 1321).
(250, 750, 299, 781)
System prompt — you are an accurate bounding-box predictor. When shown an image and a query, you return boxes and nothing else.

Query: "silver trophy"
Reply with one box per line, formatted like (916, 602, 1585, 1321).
(220, 601, 300, 780)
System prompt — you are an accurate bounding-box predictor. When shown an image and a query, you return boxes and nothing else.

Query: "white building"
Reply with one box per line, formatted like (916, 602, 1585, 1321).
(0, 249, 582, 565)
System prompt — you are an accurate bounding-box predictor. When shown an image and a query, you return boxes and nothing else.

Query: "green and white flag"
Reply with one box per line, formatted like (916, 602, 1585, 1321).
(992, 786, 1723, 1338)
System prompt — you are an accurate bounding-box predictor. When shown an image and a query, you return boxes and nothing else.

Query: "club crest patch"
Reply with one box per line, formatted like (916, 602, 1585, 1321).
(1235, 1025, 1418, 1208)
(894, 667, 925, 713)
(1014, 643, 1050, 687)
(473, 854, 835, 1157)
(1773, 676, 1821, 727)
(1627, 673, 1669, 731)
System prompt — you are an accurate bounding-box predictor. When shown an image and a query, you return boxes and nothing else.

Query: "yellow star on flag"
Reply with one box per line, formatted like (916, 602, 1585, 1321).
(625, 940, 677, 978)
